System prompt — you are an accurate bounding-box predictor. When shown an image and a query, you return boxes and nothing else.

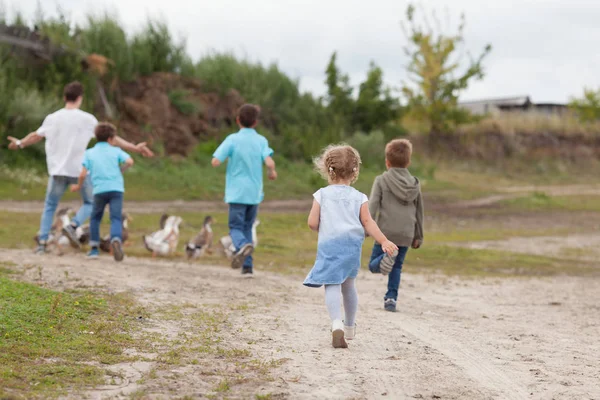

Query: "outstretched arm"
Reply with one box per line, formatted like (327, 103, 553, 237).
(112, 136, 154, 157)
(360, 203, 398, 255)
(7, 132, 44, 150)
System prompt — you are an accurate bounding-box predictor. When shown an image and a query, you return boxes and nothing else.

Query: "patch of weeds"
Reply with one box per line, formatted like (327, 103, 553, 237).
(168, 89, 200, 116)
(0, 261, 18, 275)
(0, 277, 149, 398)
(215, 378, 231, 393)
(256, 394, 273, 400)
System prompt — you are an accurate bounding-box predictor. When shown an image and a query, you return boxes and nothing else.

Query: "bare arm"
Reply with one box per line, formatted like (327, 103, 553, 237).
(7, 132, 44, 150)
(307, 200, 320, 231)
(264, 156, 277, 180)
(211, 158, 221, 167)
(360, 203, 398, 254)
(121, 157, 134, 173)
(70, 167, 88, 192)
(112, 136, 154, 157)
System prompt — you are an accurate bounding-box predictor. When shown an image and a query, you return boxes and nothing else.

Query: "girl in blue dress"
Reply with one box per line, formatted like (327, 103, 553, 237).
(305, 144, 397, 348)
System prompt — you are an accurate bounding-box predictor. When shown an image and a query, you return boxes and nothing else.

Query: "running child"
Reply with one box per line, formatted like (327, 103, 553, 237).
(211, 104, 277, 277)
(368, 139, 424, 312)
(304, 144, 397, 348)
(70, 123, 133, 261)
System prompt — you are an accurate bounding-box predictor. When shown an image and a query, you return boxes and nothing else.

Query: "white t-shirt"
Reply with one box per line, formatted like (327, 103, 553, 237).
(36, 108, 98, 177)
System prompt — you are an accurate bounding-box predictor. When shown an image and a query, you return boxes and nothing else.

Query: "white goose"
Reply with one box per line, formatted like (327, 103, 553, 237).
(220, 219, 260, 259)
(143, 215, 182, 257)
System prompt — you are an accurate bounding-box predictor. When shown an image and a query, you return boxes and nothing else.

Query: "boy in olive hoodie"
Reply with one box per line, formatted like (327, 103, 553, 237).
(368, 139, 424, 312)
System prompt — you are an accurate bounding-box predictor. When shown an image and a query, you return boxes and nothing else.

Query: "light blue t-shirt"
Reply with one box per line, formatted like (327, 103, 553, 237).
(82, 142, 131, 195)
(213, 128, 274, 205)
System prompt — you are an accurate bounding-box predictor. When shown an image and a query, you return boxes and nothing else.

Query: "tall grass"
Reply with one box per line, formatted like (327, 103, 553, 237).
(458, 112, 600, 137)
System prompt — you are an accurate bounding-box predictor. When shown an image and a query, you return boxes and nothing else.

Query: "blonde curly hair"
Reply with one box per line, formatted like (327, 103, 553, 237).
(314, 144, 362, 184)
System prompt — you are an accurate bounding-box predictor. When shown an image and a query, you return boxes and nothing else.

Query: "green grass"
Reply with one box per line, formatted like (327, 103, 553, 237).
(0, 157, 379, 202)
(408, 245, 596, 276)
(1, 209, 596, 277)
(502, 192, 600, 212)
(0, 268, 148, 399)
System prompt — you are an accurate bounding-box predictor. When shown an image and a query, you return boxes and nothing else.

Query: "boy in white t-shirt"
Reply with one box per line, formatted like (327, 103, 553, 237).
(7, 81, 153, 254)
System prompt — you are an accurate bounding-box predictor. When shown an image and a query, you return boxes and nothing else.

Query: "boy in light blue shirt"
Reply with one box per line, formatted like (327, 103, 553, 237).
(212, 104, 277, 276)
(71, 123, 133, 261)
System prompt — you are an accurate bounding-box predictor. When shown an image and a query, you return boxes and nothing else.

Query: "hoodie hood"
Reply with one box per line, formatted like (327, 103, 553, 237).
(381, 168, 420, 203)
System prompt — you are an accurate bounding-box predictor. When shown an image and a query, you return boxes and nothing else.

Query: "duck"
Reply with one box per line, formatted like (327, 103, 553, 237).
(220, 219, 260, 259)
(143, 215, 182, 257)
(34, 207, 73, 252)
(99, 213, 133, 253)
(185, 216, 214, 259)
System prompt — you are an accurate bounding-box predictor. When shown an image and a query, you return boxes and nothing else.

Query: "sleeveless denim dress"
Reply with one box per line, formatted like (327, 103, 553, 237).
(303, 185, 368, 288)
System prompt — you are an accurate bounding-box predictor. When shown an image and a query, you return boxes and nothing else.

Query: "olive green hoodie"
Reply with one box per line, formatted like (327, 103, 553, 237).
(368, 168, 424, 247)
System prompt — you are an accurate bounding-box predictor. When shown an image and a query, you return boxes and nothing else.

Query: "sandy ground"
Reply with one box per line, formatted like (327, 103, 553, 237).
(459, 233, 600, 261)
(1, 249, 599, 400)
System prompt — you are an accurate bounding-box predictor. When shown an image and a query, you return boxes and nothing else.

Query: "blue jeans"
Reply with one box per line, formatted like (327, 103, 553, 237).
(90, 191, 123, 247)
(228, 203, 258, 270)
(39, 175, 93, 241)
(369, 244, 409, 301)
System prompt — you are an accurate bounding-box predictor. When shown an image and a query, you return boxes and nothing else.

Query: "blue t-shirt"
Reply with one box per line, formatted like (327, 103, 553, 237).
(82, 142, 131, 195)
(213, 128, 274, 205)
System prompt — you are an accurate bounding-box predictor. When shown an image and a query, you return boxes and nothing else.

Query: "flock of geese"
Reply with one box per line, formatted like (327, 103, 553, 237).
(35, 208, 259, 259)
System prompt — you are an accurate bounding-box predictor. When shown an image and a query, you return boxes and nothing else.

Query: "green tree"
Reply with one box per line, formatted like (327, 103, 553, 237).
(354, 62, 398, 132)
(569, 88, 600, 122)
(324, 52, 353, 119)
(401, 4, 491, 136)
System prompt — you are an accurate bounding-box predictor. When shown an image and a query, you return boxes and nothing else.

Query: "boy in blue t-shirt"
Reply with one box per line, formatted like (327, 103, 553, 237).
(212, 104, 277, 277)
(71, 123, 133, 261)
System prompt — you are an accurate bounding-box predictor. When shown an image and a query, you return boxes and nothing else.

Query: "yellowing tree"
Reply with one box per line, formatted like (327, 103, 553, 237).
(401, 4, 491, 137)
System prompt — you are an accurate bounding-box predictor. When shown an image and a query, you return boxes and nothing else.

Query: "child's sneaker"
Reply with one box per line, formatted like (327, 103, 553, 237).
(87, 247, 100, 259)
(331, 319, 348, 348)
(231, 244, 254, 269)
(384, 298, 397, 312)
(111, 239, 124, 262)
(241, 268, 254, 278)
(35, 241, 47, 255)
(344, 324, 356, 340)
(379, 249, 398, 276)
(63, 224, 81, 249)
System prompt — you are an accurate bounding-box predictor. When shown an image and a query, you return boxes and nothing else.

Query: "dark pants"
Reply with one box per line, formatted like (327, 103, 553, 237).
(228, 203, 258, 271)
(90, 191, 123, 247)
(369, 244, 409, 301)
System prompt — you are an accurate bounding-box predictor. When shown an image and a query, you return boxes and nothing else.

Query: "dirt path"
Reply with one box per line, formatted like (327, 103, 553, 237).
(2, 184, 600, 214)
(1, 249, 598, 399)
(457, 233, 600, 261)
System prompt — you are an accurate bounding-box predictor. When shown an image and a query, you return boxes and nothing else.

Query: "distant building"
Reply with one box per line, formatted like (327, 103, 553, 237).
(459, 96, 568, 116)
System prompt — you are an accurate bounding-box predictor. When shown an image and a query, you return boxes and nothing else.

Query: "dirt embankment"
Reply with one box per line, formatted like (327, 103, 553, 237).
(103, 72, 245, 156)
(427, 130, 600, 162)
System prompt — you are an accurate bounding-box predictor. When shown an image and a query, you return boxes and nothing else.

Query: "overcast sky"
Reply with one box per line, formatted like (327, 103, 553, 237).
(9, 0, 600, 103)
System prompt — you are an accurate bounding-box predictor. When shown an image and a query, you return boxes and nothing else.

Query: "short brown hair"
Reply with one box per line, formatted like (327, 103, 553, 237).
(63, 81, 84, 102)
(237, 104, 259, 128)
(95, 122, 117, 142)
(314, 144, 362, 183)
(385, 139, 413, 168)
